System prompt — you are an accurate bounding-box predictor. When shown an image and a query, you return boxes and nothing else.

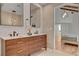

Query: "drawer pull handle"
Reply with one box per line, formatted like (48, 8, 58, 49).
(17, 49, 23, 53)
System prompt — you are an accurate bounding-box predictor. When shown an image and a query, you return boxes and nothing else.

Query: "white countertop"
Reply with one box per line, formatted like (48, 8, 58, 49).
(0, 33, 47, 40)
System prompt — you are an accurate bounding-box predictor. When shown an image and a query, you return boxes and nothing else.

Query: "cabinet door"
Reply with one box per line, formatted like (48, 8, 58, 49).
(16, 46, 26, 56)
(5, 38, 29, 56)
(28, 35, 47, 54)
(38, 35, 47, 48)
(16, 38, 26, 56)
(6, 48, 17, 56)
(28, 37, 36, 54)
(25, 38, 29, 55)
(5, 39, 17, 56)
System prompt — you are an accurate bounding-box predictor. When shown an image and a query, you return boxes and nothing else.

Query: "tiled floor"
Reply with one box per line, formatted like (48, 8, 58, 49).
(31, 48, 73, 56)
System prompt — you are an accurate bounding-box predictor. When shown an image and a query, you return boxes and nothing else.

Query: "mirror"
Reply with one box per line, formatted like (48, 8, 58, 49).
(30, 3, 41, 28)
(0, 3, 23, 26)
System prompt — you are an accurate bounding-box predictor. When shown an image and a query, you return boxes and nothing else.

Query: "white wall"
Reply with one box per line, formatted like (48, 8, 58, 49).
(42, 4, 54, 49)
(42, 4, 62, 49)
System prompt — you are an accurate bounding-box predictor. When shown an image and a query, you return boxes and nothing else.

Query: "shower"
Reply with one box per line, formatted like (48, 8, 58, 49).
(55, 3, 79, 55)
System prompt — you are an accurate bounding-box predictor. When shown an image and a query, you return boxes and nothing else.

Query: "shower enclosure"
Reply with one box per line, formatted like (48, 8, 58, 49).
(55, 3, 79, 55)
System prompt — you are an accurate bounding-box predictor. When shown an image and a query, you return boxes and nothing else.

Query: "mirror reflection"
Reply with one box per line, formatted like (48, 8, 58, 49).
(0, 3, 23, 26)
(30, 3, 40, 28)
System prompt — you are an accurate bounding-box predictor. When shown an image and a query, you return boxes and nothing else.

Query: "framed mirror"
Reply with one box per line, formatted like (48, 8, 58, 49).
(0, 3, 23, 26)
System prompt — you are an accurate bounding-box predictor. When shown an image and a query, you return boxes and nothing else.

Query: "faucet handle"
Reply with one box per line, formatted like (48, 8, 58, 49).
(13, 31, 17, 36)
(16, 33, 18, 36)
(8, 34, 12, 37)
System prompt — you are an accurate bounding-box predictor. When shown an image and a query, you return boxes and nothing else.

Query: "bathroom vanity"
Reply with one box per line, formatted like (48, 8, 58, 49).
(1, 34, 47, 56)
(3, 35, 47, 56)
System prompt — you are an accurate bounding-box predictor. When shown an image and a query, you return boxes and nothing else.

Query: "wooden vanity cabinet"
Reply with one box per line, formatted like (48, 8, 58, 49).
(28, 36, 42, 54)
(4, 35, 47, 56)
(16, 38, 28, 56)
(5, 38, 28, 56)
(28, 35, 47, 55)
(5, 39, 17, 56)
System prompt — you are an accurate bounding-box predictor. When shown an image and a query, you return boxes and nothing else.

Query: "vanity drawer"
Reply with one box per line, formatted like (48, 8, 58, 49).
(5, 39, 17, 46)
(5, 48, 17, 56)
(16, 38, 26, 44)
(16, 47, 26, 56)
(6, 45, 16, 51)
(16, 38, 28, 47)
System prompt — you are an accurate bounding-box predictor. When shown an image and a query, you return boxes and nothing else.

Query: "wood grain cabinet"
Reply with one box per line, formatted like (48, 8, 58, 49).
(5, 39, 17, 56)
(4, 35, 47, 56)
(16, 38, 27, 56)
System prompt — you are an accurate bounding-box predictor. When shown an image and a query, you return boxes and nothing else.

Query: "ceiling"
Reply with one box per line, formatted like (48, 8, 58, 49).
(38, 3, 50, 6)
(39, 3, 62, 7)
(31, 4, 40, 11)
(31, 3, 62, 11)
(59, 3, 79, 12)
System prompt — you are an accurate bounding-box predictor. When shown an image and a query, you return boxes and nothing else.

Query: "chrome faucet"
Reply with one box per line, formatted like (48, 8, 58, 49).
(13, 31, 16, 36)
(9, 31, 19, 37)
